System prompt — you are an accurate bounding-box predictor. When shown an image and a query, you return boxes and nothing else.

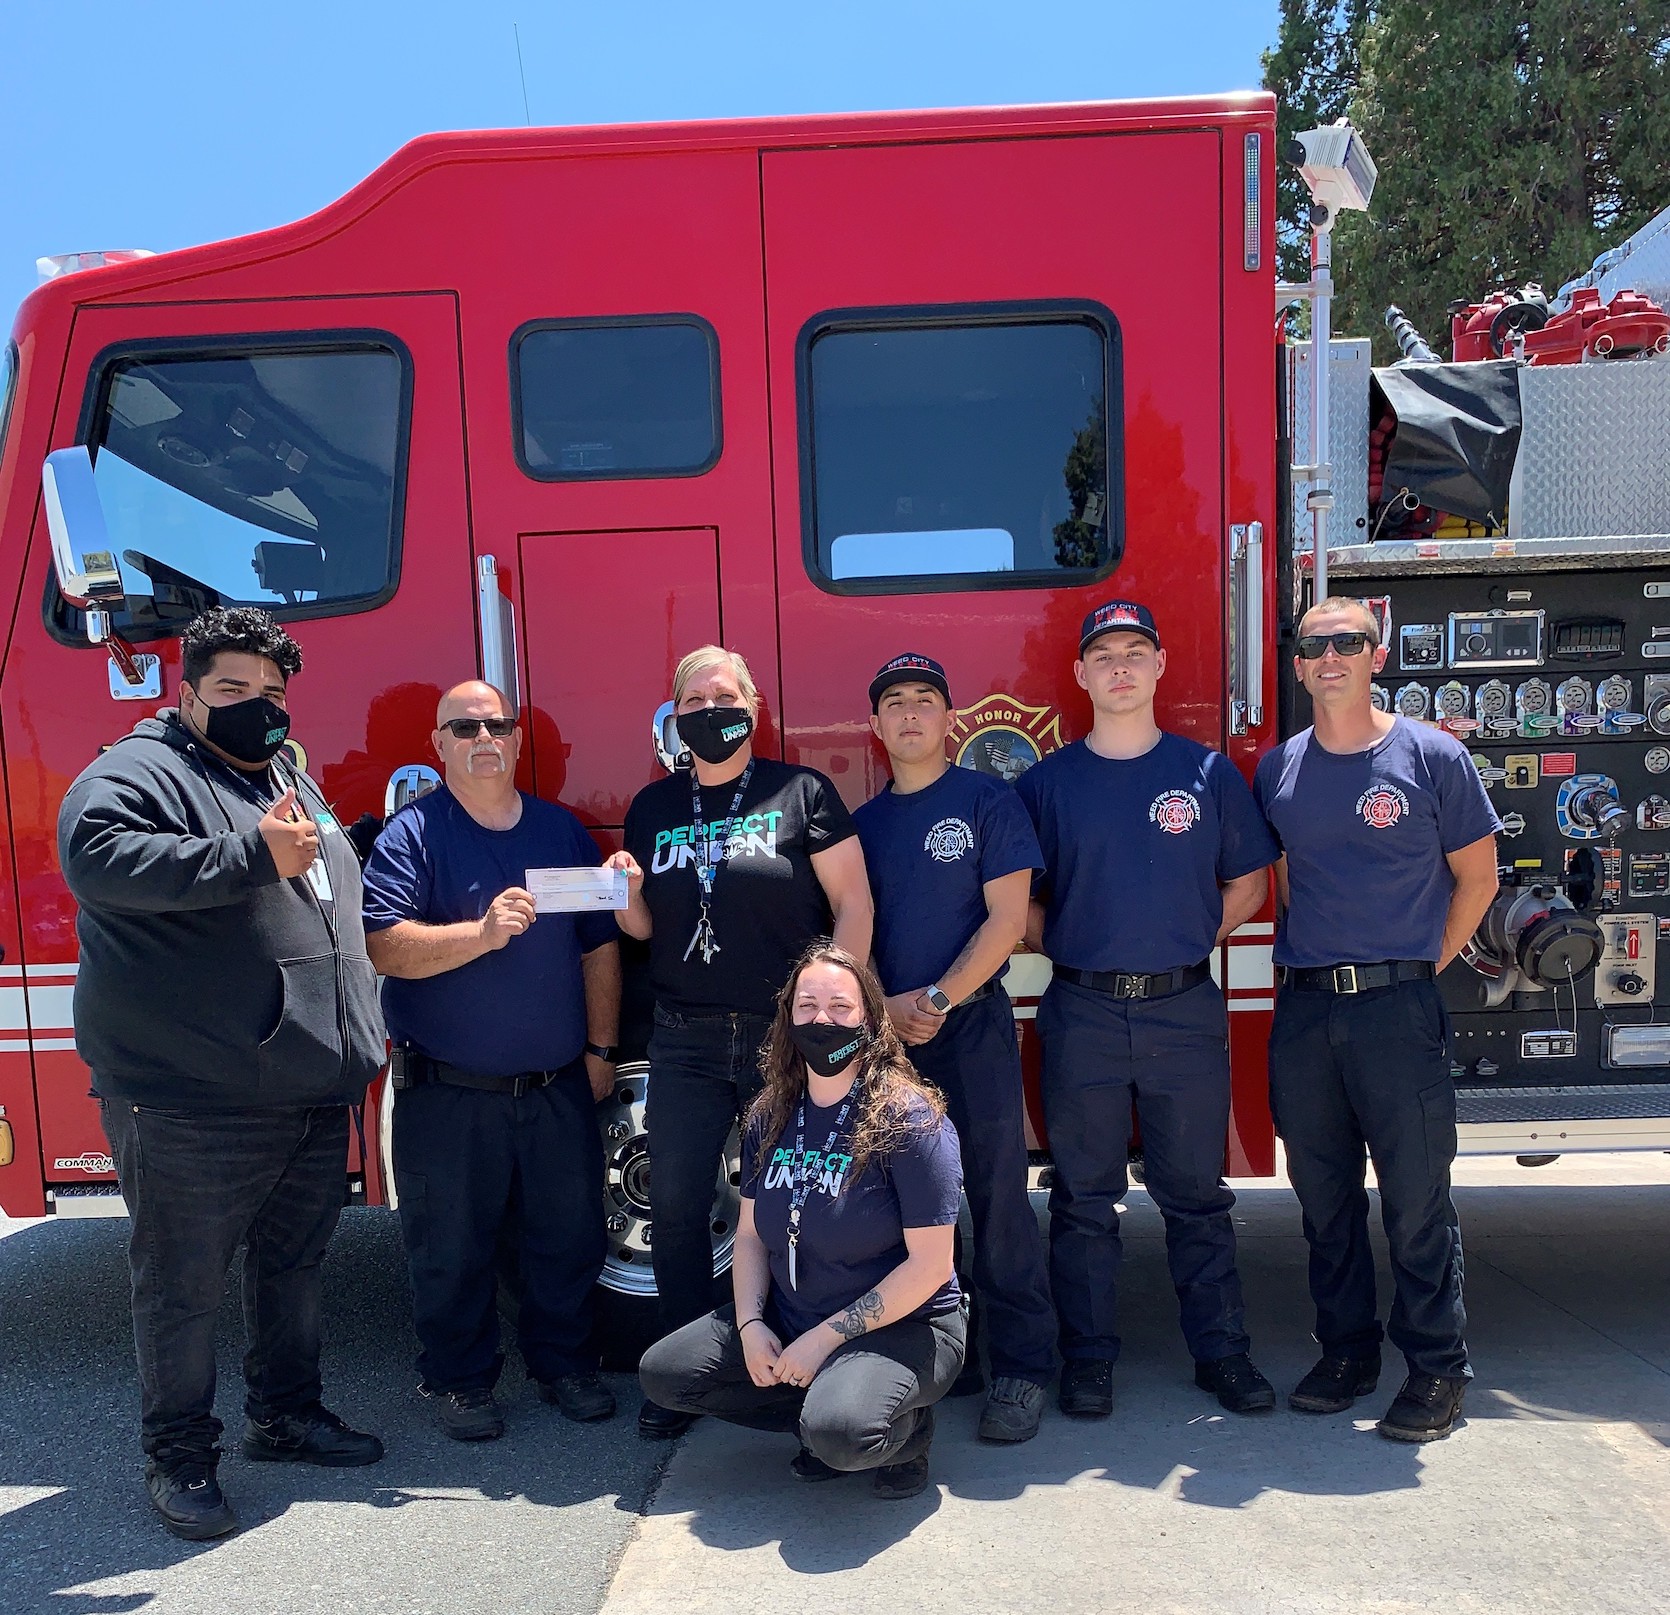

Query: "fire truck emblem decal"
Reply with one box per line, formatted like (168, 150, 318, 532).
(924, 818, 976, 862)
(1357, 783, 1410, 829)
(948, 694, 1065, 782)
(1149, 790, 1200, 834)
(53, 1152, 115, 1174)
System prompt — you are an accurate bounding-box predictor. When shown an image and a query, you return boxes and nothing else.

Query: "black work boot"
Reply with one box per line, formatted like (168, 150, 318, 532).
(1289, 1352, 1382, 1414)
(1058, 1359, 1114, 1419)
(873, 1407, 934, 1500)
(1377, 1374, 1468, 1442)
(537, 1373, 617, 1423)
(144, 1453, 239, 1541)
(420, 1385, 505, 1441)
(243, 1404, 385, 1467)
(790, 1445, 843, 1482)
(978, 1376, 1046, 1442)
(638, 1400, 697, 1439)
(1194, 1352, 1277, 1413)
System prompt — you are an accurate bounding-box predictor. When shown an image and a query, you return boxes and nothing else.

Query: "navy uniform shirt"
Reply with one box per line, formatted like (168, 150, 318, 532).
(1254, 716, 1502, 969)
(853, 764, 1042, 996)
(1015, 734, 1279, 974)
(362, 787, 616, 1076)
(742, 1093, 963, 1341)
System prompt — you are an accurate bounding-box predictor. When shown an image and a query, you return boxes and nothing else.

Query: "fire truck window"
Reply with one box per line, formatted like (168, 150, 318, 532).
(513, 318, 720, 480)
(803, 314, 1118, 591)
(56, 342, 406, 638)
(0, 341, 16, 471)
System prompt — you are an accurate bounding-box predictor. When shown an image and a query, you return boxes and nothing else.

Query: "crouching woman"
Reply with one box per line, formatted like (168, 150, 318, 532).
(640, 940, 966, 1499)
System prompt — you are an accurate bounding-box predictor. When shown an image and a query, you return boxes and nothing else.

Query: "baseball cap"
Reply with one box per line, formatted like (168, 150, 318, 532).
(1079, 599, 1161, 656)
(868, 653, 951, 712)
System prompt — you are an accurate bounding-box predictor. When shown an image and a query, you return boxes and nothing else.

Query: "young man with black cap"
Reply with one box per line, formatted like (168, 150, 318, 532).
(853, 654, 1056, 1444)
(1015, 600, 1278, 1420)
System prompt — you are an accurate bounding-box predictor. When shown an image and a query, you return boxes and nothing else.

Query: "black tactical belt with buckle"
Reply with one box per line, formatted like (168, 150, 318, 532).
(1280, 960, 1436, 995)
(1055, 960, 1212, 1001)
(390, 1047, 567, 1097)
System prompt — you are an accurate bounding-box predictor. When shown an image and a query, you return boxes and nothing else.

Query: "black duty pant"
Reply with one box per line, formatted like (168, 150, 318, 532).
(645, 1006, 772, 1338)
(1037, 976, 1250, 1364)
(392, 1059, 605, 1391)
(909, 987, 1054, 1384)
(640, 1300, 967, 1471)
(99, 1099, 349, 1466)
(1268, 978, 1469, 1380)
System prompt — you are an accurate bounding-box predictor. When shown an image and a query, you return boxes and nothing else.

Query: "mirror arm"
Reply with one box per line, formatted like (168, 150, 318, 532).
(87, 609, 148, 687)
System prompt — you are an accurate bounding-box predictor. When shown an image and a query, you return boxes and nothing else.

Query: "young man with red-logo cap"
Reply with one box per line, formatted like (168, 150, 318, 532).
(854, 653, 1056, 1444)
(1254, 596, 1500, 1442)
(1015, 600, 1278, 1420)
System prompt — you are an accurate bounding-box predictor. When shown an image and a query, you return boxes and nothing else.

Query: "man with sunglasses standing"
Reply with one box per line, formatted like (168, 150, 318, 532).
(363, 681, 623, 1440)
(1255, 597, 1499, 1442)
(1016, 601, 1279, 1421)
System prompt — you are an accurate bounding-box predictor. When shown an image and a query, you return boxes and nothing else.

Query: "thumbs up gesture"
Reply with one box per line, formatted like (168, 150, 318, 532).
(259, 788, 320, 879)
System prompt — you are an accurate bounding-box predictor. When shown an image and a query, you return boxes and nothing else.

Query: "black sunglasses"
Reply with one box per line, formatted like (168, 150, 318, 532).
(1297, 632, 1373, 660)
(441, 717, 516, 739)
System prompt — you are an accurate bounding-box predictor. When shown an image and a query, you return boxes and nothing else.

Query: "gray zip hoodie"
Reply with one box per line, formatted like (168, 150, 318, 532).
(57, 710, 386, 1110)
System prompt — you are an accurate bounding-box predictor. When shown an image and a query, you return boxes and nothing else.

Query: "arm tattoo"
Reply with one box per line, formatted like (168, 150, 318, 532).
(830, 1289, 885, 1340)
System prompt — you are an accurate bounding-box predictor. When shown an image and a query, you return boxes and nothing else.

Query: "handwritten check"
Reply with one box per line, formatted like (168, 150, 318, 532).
(526, 866, 629, 913)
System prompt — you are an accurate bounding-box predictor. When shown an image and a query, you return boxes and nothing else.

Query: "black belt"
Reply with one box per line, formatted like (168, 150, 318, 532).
(394, 1049, 573, 1098)
(949, 980, 1000, 1007)
(1280, 960, 1435, 995)
(1054, 960, 1211, 1001)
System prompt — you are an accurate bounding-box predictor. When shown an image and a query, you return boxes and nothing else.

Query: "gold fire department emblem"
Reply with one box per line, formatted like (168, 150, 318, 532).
(949, 694, 1065, 782)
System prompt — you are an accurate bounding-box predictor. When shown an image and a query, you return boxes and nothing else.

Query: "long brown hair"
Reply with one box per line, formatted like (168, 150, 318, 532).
(750, 940, 947, 1184)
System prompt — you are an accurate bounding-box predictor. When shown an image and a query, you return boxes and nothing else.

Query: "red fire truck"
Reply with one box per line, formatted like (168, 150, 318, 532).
(5, 92, 1669, 1347)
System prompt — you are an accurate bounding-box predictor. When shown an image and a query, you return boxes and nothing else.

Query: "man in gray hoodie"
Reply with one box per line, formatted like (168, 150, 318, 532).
(58, 606, 387, 1541)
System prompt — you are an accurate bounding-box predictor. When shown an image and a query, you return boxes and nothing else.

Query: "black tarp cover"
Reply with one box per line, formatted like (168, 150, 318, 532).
(1371, 359, 1522, 526)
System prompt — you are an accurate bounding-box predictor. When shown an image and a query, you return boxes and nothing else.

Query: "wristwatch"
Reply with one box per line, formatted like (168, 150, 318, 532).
(923, 985, 953, 1014)
(584, 1042, 619, 1063)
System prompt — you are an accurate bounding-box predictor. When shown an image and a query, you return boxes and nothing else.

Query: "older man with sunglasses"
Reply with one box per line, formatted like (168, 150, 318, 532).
(363, 681, 623, 1440)
(1255, 598, 1500, 1443)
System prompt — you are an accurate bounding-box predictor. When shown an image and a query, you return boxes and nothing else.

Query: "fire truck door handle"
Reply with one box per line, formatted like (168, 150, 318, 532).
(1229, 522, 1265, 734)
(476, 555, 523, 716)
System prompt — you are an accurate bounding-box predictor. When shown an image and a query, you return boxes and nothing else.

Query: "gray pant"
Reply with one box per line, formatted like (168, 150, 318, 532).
(640, 1301, 966, 1471)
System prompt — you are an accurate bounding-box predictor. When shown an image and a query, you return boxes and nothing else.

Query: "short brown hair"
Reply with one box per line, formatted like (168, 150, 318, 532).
(1299, 595, 1381, 648)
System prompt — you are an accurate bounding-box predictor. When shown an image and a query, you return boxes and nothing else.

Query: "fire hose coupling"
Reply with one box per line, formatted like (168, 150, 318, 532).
(1555, 775, 1630, 840)
(1465, 880, 1604, 1001)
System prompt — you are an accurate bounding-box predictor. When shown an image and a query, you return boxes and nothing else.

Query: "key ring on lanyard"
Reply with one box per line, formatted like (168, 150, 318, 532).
(786, 1090, 855, 1292)
(685, 759, 754, 964)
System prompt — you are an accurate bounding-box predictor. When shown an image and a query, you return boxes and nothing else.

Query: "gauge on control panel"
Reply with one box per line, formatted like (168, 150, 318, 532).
(1556, 676, 1593, 713)
(1475, 679, 1512, 721)
(1516, 677, 1553, 716)
(1370, 683, 1390, 713)
(1435, 681, 1470, 719)
(1395, 683, 1432, 720)
(1598, 675, 1632, 711)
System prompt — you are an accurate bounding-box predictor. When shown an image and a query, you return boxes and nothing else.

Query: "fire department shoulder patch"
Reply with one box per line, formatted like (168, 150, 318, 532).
(1357, 783, 1410, 829)
(1148, 789, 1200, 834)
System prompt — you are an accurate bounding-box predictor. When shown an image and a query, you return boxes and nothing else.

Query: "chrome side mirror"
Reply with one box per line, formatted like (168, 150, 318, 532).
(652, 700, 689, 774)
(384, 764, 441, 816)
(42, 446, 124, 612)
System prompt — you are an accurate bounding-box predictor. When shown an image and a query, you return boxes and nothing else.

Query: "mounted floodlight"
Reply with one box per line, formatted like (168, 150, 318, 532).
(1287, 120, 1377, 226)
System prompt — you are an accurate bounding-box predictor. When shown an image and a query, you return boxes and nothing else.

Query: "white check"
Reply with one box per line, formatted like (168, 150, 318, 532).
(526, 866, 629, 912)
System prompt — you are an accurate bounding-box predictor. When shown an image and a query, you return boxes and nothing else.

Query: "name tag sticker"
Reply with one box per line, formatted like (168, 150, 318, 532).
(526, 866, 628, 912)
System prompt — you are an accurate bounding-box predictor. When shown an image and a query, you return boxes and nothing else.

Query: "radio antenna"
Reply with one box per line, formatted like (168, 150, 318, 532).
(513, 23, 533, 127)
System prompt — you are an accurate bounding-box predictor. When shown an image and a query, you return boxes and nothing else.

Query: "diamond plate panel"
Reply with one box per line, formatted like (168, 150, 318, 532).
(1557, 202, 1670, 310)
(1286, 338, 1371, 548)
(1456, 1082, 1670, 1124)
(1514, 360, 1670, 539)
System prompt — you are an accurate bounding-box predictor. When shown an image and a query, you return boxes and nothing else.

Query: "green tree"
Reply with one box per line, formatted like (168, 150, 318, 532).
(1333, 1, 1670, 360)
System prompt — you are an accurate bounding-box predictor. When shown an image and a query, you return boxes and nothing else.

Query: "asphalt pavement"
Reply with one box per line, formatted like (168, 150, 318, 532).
(4, 1153, 1668, 1615)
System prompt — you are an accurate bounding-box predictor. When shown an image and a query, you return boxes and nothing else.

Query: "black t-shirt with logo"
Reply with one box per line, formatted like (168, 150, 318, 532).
(623, 758, 858, 1017)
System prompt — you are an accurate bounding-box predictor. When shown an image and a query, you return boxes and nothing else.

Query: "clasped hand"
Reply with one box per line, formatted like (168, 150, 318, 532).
(740, 1320, 836, 1390)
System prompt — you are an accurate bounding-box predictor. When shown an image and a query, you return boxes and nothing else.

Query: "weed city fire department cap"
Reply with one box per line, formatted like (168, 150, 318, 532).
(868, 653, 951, 711)
(1079, 599, 1161, 656)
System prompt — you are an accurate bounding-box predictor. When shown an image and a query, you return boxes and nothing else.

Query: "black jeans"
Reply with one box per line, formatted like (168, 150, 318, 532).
(645, 1006, 772, 1338)
(1037, 977, 1251, 1364)
(1269, 978, 1469, 1379)
(640, 1300, 967, 1472)
(909, 988, 1055, 1383)
(100, 1099, 349, 1466)
(392, 1058, 605, 1391)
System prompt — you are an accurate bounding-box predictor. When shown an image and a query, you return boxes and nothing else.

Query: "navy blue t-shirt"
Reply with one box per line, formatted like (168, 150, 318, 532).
(742, 1091, 963, 1341)
(853, 765, 1042, 996)
(1255, 716, 1502, 969)
(1015, 734, 1279, 974)
(361, 788, 616, 1075)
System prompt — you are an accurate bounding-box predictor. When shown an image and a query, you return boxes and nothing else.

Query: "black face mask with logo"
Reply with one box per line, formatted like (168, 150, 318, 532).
(790, 1019, 868, 1080)
(190, 687, 292, 767)
(676, 706, 754, 765)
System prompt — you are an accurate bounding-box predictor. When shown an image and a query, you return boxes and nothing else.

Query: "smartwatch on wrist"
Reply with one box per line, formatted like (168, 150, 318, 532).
(585, 1042, 618, 1063)
(923, 985, 953, 1014)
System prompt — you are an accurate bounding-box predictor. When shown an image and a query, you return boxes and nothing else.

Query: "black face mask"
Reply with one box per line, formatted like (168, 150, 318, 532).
(190, 688, 291, 767)
(676, 706, 754, 765)
(790, 1018, 868, 1080)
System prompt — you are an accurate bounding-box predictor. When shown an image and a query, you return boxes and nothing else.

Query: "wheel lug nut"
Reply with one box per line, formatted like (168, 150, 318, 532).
(606, 1121, 631, 1141)
(606, 1213, 627, 1234)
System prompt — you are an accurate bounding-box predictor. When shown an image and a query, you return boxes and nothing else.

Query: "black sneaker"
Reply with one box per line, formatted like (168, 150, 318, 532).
(872, 1407, 933, 1501)
(420, 1385, 505, 1441)
(1289, 1352, 1382, 1414)
(1058, 1359, 1114, 1419)
(978, 1376, 1046, 1443)
(144, 1454, 238, 1541)
(789, 1445, 843, 1482)
(537, 1373, 617, 1423)
(1193, 1353, 1276, 1414)
(637, 1399, 697, 1440)
(1377, 1374, 1467, 1442)
(243, 1404, 385, 1467)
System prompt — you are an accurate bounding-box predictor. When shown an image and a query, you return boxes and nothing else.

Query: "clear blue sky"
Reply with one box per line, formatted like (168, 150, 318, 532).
(2, 1, 1277, 326)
